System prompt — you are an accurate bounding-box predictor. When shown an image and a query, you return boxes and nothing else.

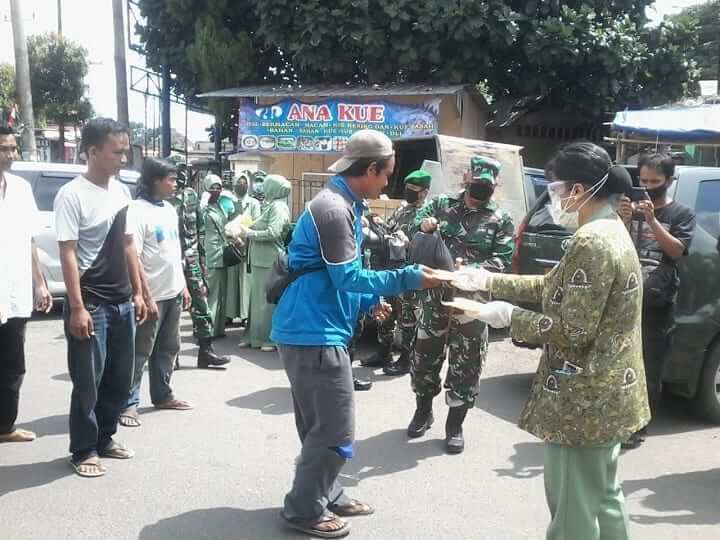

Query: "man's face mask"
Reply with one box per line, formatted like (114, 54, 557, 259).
(405, 187, 425, 204)
(646, 184, 669, 201)
(236, 182, 249, 198)
(467, 182, 493, 202)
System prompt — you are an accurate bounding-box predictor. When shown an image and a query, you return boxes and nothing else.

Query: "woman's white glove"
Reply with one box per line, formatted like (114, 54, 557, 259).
(464, 301, 516, 328)
(451, 266, 493, 292)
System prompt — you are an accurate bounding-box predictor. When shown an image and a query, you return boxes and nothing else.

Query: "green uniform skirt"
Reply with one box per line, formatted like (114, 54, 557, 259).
(245, 265, 275, 348)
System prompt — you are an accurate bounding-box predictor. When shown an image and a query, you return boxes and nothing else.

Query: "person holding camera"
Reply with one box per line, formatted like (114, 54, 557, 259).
(617, 153, 696, 449)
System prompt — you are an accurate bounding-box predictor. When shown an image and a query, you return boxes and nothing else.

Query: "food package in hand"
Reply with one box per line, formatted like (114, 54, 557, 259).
(224, 213, 254, 239)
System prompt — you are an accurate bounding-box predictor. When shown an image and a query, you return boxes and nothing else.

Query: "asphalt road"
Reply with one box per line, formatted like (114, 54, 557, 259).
(1, 313, 719, 540)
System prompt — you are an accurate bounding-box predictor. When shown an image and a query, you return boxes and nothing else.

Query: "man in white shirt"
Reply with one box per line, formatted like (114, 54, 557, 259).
(119, 158, 192, 428)
(54, 118, 147, 477)
(0, 124, 52, 444)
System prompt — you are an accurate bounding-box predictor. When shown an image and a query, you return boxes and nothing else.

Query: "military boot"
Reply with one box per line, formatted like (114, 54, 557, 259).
(197, 337, 231, 368)
(445, 405, 470, 454)
(361, 342, 393, 368)
(407, 395, 434, 438)
(383, 349, 411, 376)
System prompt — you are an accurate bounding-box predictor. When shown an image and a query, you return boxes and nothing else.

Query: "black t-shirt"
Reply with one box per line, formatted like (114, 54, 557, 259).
(630, 200, 696, 267)
(629, 200, 696, 302)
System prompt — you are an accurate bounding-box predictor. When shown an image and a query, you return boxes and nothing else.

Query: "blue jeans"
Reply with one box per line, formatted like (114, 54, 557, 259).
(127, 295, 181, 408)
(63, 299, 135, 462)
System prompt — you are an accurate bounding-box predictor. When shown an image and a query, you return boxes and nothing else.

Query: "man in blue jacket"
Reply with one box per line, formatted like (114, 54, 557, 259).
(272, 129, 440, 538)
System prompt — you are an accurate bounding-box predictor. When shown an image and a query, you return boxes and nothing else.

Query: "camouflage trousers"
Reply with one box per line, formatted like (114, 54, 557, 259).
(411, 291, 488, 407)
(377, 293, 419, 352)
(185, 269, 213, 339)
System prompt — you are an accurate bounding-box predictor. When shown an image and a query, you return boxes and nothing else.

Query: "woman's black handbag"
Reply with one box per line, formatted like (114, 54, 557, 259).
(208, 213, 246, 268)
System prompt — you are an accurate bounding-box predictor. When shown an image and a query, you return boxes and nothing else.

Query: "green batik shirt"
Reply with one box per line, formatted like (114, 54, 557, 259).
(169, 187, 203, 280)
(413, 192, 515, 272)
(489, 207, 651, 446)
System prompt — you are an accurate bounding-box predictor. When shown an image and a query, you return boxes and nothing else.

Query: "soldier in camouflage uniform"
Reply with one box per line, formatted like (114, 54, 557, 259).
(382, 169, 432, 376)
(452, 144, 650, 539)
(407, 156, 514, 454)
(170, 165, 230, 369)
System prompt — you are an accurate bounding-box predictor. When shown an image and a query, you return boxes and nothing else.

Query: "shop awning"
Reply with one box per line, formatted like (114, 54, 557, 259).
(612, 105, 720, 141)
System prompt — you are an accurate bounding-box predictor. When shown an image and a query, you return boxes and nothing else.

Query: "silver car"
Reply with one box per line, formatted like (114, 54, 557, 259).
(11, 162, 140, 301)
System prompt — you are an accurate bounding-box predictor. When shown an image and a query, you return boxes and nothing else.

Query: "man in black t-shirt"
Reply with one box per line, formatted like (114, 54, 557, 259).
(618, 153, 696, 449)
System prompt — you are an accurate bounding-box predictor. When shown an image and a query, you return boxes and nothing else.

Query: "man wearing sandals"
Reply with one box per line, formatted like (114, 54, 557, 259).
(0, 123, 53, 445)
(118, 157, 193, 429)
(271, 130, 441, 538)
(55, 118, 147, 477)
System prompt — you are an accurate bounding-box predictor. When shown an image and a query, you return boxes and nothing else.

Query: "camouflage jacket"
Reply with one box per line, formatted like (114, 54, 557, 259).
(169, 187, 204, 279)
(490, 208, 651, 446)
(386, 202, 420, 238)
(413, 192, 514, 272)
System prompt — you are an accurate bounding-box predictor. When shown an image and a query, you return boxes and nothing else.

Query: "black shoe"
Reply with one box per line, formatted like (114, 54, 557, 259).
(621, 428, 647, 450)
(407, 396, 434, 438)
(353, 377, 373, 391)
(383, 351, 411, 376)
(361, 343, 393, 367)
(197, 338, 231, 368)
(445, 405, 469, 454)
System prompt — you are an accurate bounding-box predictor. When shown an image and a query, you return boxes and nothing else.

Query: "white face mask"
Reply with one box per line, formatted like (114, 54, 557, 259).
(547, 173, 609, 231)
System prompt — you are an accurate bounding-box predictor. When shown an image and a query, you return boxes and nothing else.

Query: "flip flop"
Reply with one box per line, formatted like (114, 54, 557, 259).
(119, 409, 141, 427)
(70, 456, 106, 478)
(154, 399, 193, 410)
(98, 441, 135, 460)
(328, 499, 375, 517)
(281, 511, 350, 538)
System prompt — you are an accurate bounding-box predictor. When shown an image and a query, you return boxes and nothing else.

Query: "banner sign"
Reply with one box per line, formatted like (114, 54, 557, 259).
(237, 98, 440, 153)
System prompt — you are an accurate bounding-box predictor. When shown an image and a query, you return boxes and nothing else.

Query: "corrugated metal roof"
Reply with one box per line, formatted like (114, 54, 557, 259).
(197, 83, 472, 99)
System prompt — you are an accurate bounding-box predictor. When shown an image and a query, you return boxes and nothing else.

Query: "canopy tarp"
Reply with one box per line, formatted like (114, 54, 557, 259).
(612, 105, 720, 142)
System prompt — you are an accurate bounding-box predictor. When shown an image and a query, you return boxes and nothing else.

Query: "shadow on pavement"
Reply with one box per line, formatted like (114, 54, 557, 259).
(227, 386, 293, 415)
(646, 393, 718, 436)
(51, 372, 71, 382)
(138, 507, 296, 540)
(624, 468, 720, 526)
(493, 441, 545, 479)
(0, 457, 71, 497)
(17, 413, 68, 437)
(235, 348, 285, 372)
(340, 428, 446, 487)
(474, 372, 533, 426)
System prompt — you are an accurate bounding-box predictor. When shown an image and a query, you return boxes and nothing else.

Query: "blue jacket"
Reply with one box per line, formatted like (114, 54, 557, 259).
(271, 176, 423, 346)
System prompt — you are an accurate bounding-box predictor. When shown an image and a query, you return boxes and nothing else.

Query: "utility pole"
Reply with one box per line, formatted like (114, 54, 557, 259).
(161, 64, 171, 157)
(112, 0, 129, 126)
(57, 0, 63, 34)
(9, 0, 37, 160)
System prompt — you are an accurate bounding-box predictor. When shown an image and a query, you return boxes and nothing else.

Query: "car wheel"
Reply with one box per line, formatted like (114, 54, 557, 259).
(696, 347, 720, 424)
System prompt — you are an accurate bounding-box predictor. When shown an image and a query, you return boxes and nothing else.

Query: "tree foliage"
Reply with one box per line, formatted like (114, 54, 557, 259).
(137, 0, 699, 122)
(27, 33, 94, 127)
(669, 0, 720, 82)
(0, 63, 16, 114)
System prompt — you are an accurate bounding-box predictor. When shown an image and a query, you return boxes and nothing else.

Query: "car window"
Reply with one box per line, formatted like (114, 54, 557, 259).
(694, 179, 720, 239)
(526, 172, 549, 200)
(32, 175, 74, 211)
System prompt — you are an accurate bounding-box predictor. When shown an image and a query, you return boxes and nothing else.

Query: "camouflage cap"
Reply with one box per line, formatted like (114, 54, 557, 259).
(470, 156, 501, 185)
(404, 169, 431, 188)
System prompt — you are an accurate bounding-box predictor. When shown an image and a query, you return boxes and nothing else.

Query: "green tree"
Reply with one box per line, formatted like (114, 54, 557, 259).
(0, 63, 16, 119)
(27, 33, 94, 162)
(669, 0, 720, 83)
(137, 0, 699, 124)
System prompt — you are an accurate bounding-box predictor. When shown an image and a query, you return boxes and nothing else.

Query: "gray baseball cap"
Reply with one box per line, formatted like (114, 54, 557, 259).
(328, 129, 394, 173)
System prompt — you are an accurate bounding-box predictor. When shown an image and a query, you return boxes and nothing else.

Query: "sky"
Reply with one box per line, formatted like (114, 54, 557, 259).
(0, 0, 711, 143)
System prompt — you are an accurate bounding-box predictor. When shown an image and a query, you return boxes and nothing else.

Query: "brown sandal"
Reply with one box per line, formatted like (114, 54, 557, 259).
(281, 511, 350, 538)
(328, 499, 375, 517)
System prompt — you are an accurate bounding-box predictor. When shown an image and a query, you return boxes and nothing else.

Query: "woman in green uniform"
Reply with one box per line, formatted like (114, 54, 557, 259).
(199, 174, 229, 338)
(451, 142, 650, 540)
(236, 174, 291, 351)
